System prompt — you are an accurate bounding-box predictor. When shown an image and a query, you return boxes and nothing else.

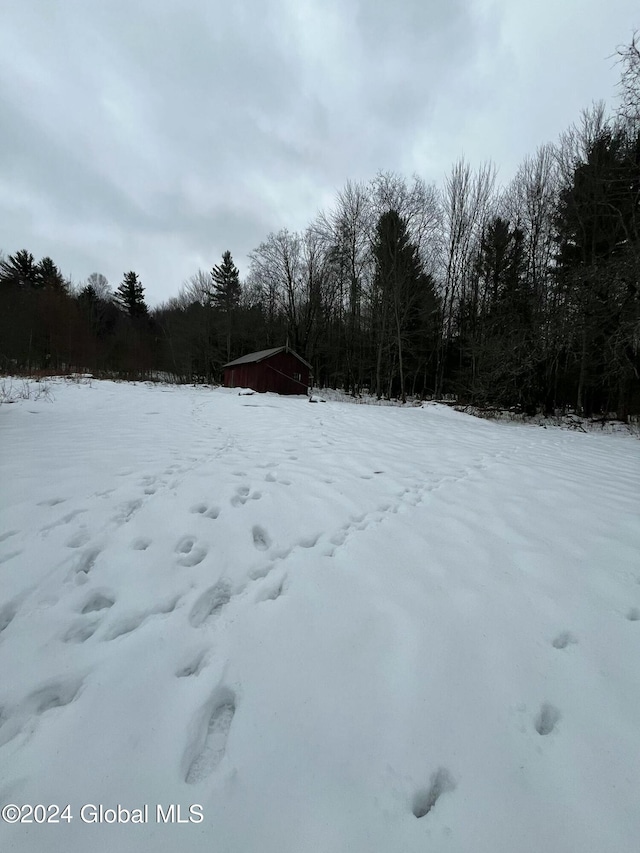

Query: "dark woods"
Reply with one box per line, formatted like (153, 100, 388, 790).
(1, 38, 639, 418)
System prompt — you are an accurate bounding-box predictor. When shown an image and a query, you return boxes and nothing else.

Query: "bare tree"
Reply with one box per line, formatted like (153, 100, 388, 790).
(616, 31, 640, 125)
(435, 158, 496, 396)
(85, 272, 112, 302)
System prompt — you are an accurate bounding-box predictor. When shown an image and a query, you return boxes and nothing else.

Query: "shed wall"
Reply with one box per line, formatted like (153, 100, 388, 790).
(223, 351, 310, 395)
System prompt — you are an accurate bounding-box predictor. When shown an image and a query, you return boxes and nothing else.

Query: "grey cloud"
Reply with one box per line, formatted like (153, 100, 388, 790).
(0, 0, 637, 303)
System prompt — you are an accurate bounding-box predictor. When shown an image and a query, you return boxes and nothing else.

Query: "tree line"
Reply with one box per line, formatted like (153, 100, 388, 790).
(1, 36, 638, 417)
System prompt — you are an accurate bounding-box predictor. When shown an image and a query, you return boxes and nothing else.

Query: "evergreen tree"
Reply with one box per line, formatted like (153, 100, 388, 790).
(554, 123, 640, 415)
(114, 271, 148, 319)
(469, 217, 538, 409)
(37, 256, 67, 290)
(210, 251, 241, 312)
(0, 249, 39, 289)
(211, 251, 241, 362)
(372, 210, 429, 401)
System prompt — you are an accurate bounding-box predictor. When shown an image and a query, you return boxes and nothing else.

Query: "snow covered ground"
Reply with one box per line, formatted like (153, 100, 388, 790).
(1, 378, 639, 853)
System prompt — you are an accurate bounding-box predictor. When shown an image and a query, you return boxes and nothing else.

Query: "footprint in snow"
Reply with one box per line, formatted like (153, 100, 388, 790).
(0, 550, 22, 565)
(190, 503, 220, 519)
(26, 677, 84, 715)
(175, 536, 208, 567)
(231, 485, 251, 507)
(73, 547, 101, 577)
(535, 703, 561, 736)
(66, 529, 90, 549)
(114, 498, 143, 523)
(552, 631, 577, 649)
(80, 592, 115, 614)
(42, 509, 86, 533)
(103, 613, 148, 641)
(412, 768, 456, 818)
(252, 526, 271, 551)
(0, 530, 18, 543)
(189, 581, 232, 627)
(626, 607, 640, 622)
(257, 575, 287, 602)
(102, 599, 179, 641)
(37, 497, 66, 507)
(131, 537, 151, 551)
(0, 603, 18, 635)
(62, 619, 102, 643)
(176, 651, 208, 678)
(185, 688, 236, 784)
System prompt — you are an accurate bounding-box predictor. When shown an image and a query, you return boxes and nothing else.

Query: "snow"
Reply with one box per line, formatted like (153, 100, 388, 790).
(1, 378, 639, 853)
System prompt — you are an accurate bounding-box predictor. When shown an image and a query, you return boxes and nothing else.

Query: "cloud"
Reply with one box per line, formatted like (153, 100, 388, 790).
(0, 0, 637, 303)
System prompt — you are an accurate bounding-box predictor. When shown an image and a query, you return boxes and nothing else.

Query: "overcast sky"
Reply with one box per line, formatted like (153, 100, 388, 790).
(0, 0, 637, 305)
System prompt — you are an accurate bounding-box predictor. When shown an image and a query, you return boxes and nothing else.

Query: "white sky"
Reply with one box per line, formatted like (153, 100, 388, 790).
(0, 0, 637, 304)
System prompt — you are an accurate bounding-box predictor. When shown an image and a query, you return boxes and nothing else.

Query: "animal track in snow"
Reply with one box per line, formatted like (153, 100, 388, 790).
(185, 688, 236, 784)
(412, 768, 456, 818)
(0, 602, 17, 635)
(626, 607, 640, 621)
(74, 547, 101, 576)
(535, 703, 561, 735)
(252, 525, 271, 551)
(231, 485, 251, 506)
(42, 509, 86, 532)
(115, 498, 143, 523)
(27, 678, 84, 715)
(62, 619, 101, 643)
(258, 575, 287, 602)
(175, 536, 208, 567)
(38, 497, 66, 507)
(66, 529, 90, 548)
(190, 503, 220, 519)
(0, 530, 18, 543)
(298, 534, 320, 549)
(132, 537, 151, 551)
(249, 563, 275, 581)
(0, 550, 22, 565)
(103, 613, 148, 641)
(552, 631, 578, 649)
(176, 652, 208, 678)
(81, 592, 115, 614)
(189, 581, 232, 627)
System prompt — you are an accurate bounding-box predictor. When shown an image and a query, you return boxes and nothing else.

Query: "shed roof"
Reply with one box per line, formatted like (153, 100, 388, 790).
(223, 346, 312, 370)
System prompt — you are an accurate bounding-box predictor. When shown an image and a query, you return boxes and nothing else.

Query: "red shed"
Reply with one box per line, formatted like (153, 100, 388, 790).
(222, 346, 312, 395)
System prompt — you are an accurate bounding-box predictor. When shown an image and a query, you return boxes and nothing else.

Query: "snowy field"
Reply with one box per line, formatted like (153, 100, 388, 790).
(1, 378, 639, 853)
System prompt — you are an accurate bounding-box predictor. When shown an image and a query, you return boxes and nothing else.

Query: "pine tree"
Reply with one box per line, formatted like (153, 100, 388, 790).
(37, 257, 67, 290)
(554, 123, 640, 416)
(114, 271, 148, 319)
(211, 251, 241, 362)
(372, 210, 426, 401)
(0, 249, 39, 289)
(210, 251, 241, 313)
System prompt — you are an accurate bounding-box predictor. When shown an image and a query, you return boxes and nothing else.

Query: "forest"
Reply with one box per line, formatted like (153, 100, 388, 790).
(1, 37, 639, 418)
